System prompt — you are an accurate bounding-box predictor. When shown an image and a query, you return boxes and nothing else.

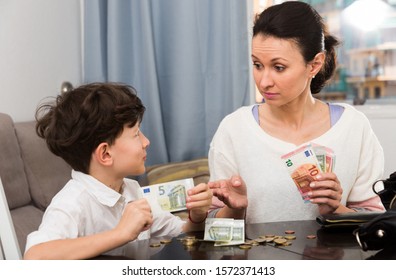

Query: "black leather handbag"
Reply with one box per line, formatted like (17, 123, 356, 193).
(372, 171, 396, 210)
(353, 210, 396, 251)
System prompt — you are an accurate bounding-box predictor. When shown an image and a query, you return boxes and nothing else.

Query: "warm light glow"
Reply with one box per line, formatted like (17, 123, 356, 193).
(343, 0, 392, 32)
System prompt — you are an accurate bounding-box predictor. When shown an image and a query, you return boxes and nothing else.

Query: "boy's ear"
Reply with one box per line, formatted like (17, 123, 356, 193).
(93, 142, 113, 166)
(309, 52, 325, 77)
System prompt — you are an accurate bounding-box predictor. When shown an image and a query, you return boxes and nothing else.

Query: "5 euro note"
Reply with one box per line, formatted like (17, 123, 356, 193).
(141, 178, 194, 212)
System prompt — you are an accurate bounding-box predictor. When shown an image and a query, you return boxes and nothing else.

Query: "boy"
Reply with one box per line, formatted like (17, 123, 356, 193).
(24, 83, 212, 259)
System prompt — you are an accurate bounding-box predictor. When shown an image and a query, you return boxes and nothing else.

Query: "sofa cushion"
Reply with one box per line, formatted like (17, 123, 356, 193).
(15, 121, 72, 211)
(0, 113, 31, 210)
(145, 157, 210, 186)
(11, 205, 44, 253)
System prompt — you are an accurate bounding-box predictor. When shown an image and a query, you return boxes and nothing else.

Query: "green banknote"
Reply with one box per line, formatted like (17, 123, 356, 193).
(312, 143, 335, 172)
(214, 219, 245, 246)
(204, 218, 245, 246)
(204, 218, 234, 242)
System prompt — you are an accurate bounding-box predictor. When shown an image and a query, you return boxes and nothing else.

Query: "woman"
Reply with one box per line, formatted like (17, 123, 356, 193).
(208, 1, 385, 223)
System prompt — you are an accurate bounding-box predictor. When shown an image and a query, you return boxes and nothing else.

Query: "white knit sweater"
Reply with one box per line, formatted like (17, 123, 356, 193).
(209, 103, 384, 223)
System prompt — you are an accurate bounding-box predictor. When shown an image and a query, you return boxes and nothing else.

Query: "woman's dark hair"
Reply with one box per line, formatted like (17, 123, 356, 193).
(253, 1, 339, 93)
(35, 82, 146, 173)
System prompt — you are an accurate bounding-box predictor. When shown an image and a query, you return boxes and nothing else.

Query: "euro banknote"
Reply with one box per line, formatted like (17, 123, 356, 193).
(281, 144, 322, 201)
(140, 178, 194, 212)
(214, 219, 245, 246)
(204, 218, 245, 246)
(311, 143, 335, 172)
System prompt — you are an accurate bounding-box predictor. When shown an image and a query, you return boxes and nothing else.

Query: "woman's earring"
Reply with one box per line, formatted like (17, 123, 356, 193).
(312, 75, 315, 79)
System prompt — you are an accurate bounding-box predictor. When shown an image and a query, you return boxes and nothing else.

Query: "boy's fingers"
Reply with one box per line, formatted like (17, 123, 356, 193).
(188, 183, 207, 195)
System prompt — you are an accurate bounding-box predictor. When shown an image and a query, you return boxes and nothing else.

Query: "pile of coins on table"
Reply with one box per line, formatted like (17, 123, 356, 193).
(150, 235, 203, 249)
(178, 236, 200, 246)
(150, 230, 317, 250)
(238, 231, 293, 250)
(237, 230, 316, 250)
(149, 238, 173, 248)
(177, 236, 204, 251)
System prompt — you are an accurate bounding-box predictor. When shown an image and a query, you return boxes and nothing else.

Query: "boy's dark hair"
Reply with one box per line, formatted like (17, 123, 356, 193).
(253, 1, 339, 94)
(36, 82, 146, 173)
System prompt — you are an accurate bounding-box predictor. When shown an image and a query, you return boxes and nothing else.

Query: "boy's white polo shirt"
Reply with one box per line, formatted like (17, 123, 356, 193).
(25, 170, 184, 253)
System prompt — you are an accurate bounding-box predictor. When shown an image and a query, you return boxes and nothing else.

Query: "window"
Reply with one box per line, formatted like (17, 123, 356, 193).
(253, 0, 396, 105)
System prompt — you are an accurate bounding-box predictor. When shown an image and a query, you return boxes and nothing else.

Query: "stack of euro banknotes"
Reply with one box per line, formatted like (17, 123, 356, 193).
(281, 143, 335, 202)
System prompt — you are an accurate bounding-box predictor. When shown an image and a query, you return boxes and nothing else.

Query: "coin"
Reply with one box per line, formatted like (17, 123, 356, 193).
(239, 244, 252, 250)
(245, 240, 259, 246)
(274, 238, 287, 245)
(254, 238, 267, 243)
(284, 235, 296, 240)
(183, 239, 197, 246)
(160, 239, 172, 244)
(306, 235, 316, 239)
(185, 236, 196, 240)
(150, 243, 161, 247)
(279, 241, 292, 246)
(285, 230, 295, 234)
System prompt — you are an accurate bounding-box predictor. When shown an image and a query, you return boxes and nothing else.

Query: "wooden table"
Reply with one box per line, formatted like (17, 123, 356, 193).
(97, 220, 396, 260)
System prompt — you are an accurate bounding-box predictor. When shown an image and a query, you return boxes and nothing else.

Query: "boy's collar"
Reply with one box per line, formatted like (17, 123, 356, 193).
(71, 170, 125, 207)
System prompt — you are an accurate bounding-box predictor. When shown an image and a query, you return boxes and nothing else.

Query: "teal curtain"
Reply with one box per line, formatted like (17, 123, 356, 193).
(83, 0, 251, 165)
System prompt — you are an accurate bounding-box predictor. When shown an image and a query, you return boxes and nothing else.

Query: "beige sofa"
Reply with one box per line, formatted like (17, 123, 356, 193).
(0, 112, 71, 254)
